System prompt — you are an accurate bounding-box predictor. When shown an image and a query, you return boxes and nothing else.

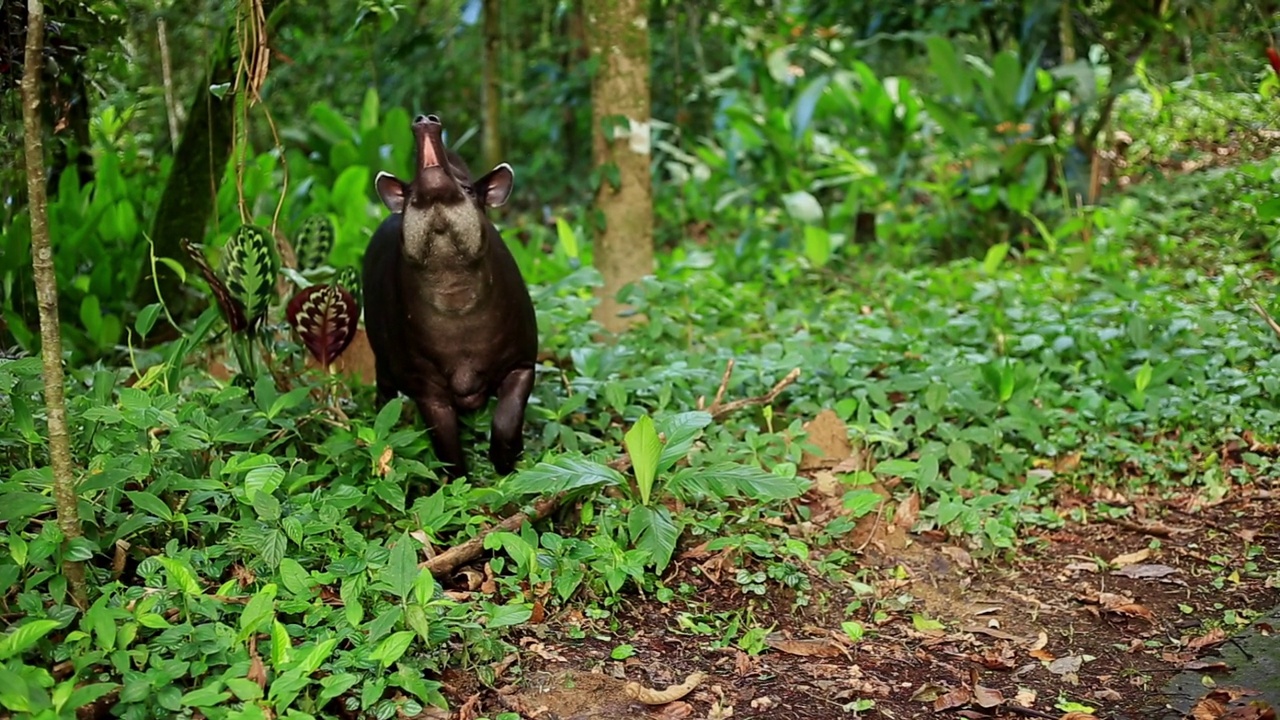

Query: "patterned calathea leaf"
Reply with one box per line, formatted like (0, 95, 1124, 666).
(223, 224, 281, 330)
(286, 284, 359, 367)
(181, 239, 248, 333)
(334, 265, 362, 308)
(294, 214, 336, 271)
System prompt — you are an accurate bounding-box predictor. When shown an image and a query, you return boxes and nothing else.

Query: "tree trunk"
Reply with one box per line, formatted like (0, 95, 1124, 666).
(1059, 0, 1076, 63)
(585, 0, 653, 334)
(481, 0, 503, 170)
(137, 56, 239, 314)
(22, 0, 89, 610)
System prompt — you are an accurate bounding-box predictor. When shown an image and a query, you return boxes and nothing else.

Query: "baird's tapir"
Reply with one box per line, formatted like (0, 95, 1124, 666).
(362, 113, 538, 479)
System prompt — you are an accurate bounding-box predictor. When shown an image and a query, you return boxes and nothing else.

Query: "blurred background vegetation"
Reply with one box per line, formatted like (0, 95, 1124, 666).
(1, 0, 1277, 364)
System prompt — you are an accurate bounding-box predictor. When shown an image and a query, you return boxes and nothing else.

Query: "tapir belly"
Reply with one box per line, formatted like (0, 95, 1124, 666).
(395, 304, 529, 410)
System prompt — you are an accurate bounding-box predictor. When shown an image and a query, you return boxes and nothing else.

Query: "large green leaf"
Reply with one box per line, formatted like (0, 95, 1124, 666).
(223, 224, 281, 329)
(294, 214, 336, 271)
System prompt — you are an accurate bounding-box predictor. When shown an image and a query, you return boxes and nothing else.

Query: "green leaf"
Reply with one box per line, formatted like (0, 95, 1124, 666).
(504, 456, 625, 496)
(0, 619, 61, 661)
(924, 35, 971, 104)
(624, 415, 661, 505)
(317, 673, 360, 705)
(296, 637, 339, 674)
(555, 218, 580, 260)
(135, 303, 163, 338)
(156, 556, 204, 596)
(222, 224, 281, 329)
(873, 459, 918, 477)
(244, 463, 285, 502)
(181, 683, 230, 708)
(699, 464, 808, 501)
(294, 214, 337, 271)
(0, 667, 35, 712)
(383, 532, 421, 602)
(64, 683, 119, 711)
(656, 411, 712, 471)
(374, 397, 405, 438)
(125, 490, 173, 522)
(359, 87, 381, 134)
(483, 603, 533, 629)
(629, 505, 680, 572)
(372, 630, 415, 668)
(238, 584, 278, 642)
(80, 295, 103, 342)
(982, 242, 1009, 275)
(278, 558, 312, 597)
(271, 620, 292, 669)
(224, 678, 264, 702)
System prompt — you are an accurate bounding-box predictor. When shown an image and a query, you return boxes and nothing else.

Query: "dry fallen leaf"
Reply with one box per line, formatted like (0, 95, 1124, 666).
(1013, 687, 1037, 707)
(1110, 548, 1151, 567)
(376, 445, 394, 477)
(624, 672, 706, 705)
(1046, 655, 1086, 675)
(656, 700, 695, 718)
(933, 686, 972, 712)
(1029, 631, 1049, 651)
(1113, 563, 1178, 579)
(707, 698, 735, 720)
(764, 633, 843, 658)
(456, 692, 482, 720)
(893, 492, 920, 530)
(909, 683, 950, 703)
(972, 685, 1004, 708)
(1187, 627, 1228, 651)
(1225, 701, 1277, 720)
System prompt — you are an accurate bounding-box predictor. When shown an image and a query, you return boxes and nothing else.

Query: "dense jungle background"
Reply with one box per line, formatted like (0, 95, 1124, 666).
(5, 1, 1280, 718)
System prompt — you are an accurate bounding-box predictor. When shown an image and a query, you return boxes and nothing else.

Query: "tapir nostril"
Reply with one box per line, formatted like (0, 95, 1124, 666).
(426, 114, 441, 124)
(413, 114, 428, 125)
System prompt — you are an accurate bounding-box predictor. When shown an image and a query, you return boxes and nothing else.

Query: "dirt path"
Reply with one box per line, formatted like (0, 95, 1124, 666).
(438, 464, 1280, 719)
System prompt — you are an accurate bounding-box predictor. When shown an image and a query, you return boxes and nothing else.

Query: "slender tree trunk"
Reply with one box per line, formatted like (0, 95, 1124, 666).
(156, 6, 181, 152)
(585, 0, 653, 333)
(481, 0, 503, 170)
(1059, 0, 1075, 63)
(22, 0, 89, 610)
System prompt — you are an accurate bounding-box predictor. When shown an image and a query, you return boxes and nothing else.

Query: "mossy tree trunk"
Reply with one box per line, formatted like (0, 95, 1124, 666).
(481, 0, 503, 170)
(585, 0, 653, 334)
(22, 0, 89, 610)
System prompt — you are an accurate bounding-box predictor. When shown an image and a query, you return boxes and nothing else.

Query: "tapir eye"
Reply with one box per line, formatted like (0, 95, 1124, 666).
(462, 185, 476, 197)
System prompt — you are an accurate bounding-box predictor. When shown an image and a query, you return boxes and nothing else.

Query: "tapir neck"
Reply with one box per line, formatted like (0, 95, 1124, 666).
(398, 248, 496, 316)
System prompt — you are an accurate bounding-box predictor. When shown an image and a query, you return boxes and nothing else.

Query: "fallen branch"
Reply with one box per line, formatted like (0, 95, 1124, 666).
(1249, 300, 1280, 341)
(419, 494, 561, 576)
(707, 365, 801, 421)
(419, 365, 802, 576)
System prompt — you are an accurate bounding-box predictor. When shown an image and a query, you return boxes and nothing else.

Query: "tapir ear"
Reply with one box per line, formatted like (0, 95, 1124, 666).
(374, 172, 407, 213)
(476, 163, 514, 208)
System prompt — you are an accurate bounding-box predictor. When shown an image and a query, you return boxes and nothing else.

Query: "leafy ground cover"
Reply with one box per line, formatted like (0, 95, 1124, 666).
(7, 66, 1280, 720)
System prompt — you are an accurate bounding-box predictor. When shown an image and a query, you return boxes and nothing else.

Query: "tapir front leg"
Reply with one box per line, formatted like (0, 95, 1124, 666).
(416, 395, 467, 478)
(489, 366, 535, 475)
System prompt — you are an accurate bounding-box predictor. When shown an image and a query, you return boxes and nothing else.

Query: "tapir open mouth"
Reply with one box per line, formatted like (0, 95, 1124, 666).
(412, 114, 445, 171)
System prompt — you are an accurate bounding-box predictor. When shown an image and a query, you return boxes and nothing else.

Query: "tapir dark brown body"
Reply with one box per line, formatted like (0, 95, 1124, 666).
(363, 114, 537, 479)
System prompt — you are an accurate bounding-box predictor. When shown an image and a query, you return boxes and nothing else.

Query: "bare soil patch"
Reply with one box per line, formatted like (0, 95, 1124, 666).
(443, 480, 1280, 720)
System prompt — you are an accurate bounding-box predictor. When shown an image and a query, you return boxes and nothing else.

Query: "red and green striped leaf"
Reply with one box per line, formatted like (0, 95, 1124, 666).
(182, 239, 248, 333)
(286, 284, 359, 367)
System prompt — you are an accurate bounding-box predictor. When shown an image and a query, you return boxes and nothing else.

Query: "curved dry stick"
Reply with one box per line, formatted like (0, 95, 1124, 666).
(420, 367, 802, 575)
(419, 495, 562, 576)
